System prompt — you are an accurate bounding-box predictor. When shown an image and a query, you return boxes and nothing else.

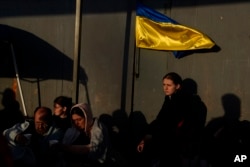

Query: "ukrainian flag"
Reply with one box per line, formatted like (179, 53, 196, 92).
(135, 3, 215, 52)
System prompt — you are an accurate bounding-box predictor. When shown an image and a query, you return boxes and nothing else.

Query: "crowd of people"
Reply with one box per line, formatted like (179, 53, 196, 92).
(1, 72, 250, 167)
(0, 95, 114, 167)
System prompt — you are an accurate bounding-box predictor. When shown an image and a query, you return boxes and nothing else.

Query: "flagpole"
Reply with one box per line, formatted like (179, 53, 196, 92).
(72, 0, 82, 104)
(130, 45, 140, 113)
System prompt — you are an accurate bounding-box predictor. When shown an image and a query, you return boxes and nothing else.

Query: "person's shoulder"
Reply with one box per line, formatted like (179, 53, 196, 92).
(18, 119, 32, 129)
(94, 117, 103, 127)
(51, 123, 65, 132)
(3, 119, 32, 135)
(240, 120, 250, 129)
(93, 117, 108, 133)
(173, 91, 192, 104)
(46, 124, 65, 140)
(206, 117, 224, 128)
(64, 127, 78, 136)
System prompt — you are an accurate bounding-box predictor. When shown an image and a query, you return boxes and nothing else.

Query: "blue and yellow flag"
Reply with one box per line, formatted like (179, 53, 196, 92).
(136, 3, 215, 54)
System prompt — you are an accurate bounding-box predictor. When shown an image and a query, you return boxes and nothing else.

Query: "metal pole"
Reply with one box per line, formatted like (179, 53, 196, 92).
(72, 0, 82, 104)
(10, 43, 27, 116)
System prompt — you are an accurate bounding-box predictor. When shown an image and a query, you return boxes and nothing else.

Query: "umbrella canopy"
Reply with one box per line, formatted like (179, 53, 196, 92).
(0, 24, 87, 83)
(0, 24, 88, 114)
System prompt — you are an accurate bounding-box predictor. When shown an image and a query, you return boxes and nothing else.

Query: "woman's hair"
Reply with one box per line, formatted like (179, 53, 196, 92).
(70, 107, 85, 118)
(53, 96, 72, 110)
(162, 72, 183, 85)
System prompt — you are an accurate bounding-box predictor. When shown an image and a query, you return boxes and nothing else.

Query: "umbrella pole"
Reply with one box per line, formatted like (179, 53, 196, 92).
(10, 43, 27, 116)
(72, 0, 82, 104)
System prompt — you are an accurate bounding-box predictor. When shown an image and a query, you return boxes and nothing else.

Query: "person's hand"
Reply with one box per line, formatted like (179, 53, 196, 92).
(15, 134, 29, 145)
(50, 142, 62, 150)
(137, 140, 145, 153)
(49, 140, 59, 147)
(137, 134, 152, 153)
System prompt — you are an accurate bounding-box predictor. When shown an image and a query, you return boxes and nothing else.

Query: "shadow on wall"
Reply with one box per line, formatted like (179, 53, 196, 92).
(202, 93, 250, 167)
(0, 24, 88, 105)
(0, 0, 248, 16)
(0, 24, 87, 83)
(99, 109, 148, 167)
(182, 77, 207, 127)
(0, 88, 25, 133)
(173, 44, 221, 59)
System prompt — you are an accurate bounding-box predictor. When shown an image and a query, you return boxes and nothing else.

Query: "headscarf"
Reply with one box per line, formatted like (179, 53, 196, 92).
(70, 103, 93, 134)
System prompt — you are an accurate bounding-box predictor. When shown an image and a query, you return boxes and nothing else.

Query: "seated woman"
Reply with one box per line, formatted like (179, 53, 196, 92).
(52, 96, 73, 131)
(52, 103, 110, 167)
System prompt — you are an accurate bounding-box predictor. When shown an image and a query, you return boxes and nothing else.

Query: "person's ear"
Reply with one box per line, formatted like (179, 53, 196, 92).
(176, 84, 181, 90)
(63, 106, 67, 112)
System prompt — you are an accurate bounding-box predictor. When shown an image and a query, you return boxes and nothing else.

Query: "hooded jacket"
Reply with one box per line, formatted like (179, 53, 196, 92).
(62, 103, 109, 163)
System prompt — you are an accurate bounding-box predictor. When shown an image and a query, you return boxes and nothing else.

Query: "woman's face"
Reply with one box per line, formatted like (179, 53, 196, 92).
(53, 103, 64, 117)
(163, 78, 180, 96)
(72, 114, 86, 130)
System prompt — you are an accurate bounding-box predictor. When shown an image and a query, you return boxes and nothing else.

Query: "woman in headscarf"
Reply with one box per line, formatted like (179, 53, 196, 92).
(52, 103, 110, 167)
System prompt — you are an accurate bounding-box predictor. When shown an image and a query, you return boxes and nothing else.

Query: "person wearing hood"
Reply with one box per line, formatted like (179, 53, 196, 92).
(52, 103, 110, 167)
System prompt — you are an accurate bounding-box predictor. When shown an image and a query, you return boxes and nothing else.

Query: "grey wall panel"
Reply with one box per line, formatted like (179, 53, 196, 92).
(133, 1, 250, 124)
(0, 0, 250, 125)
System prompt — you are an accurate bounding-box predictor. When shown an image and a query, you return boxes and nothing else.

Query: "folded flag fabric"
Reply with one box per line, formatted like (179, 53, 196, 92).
(135, 3, 215, 52)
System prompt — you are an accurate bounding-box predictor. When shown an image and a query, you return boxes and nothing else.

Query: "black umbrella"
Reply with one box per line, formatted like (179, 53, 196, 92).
(0, 24, 88, 115)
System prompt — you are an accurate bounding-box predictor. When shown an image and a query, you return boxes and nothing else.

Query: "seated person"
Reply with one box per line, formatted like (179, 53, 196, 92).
(52, 96, 73, 131)
(3, 106, 64, 167)
(0, 88, 25, 133)
(52, 103, 110, 167)
(0, 133, 13, 167)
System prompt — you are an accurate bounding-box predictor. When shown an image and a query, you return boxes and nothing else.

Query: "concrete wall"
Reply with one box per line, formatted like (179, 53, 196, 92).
(133, 0, 250, 123)
(0, 0, 250, 125)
